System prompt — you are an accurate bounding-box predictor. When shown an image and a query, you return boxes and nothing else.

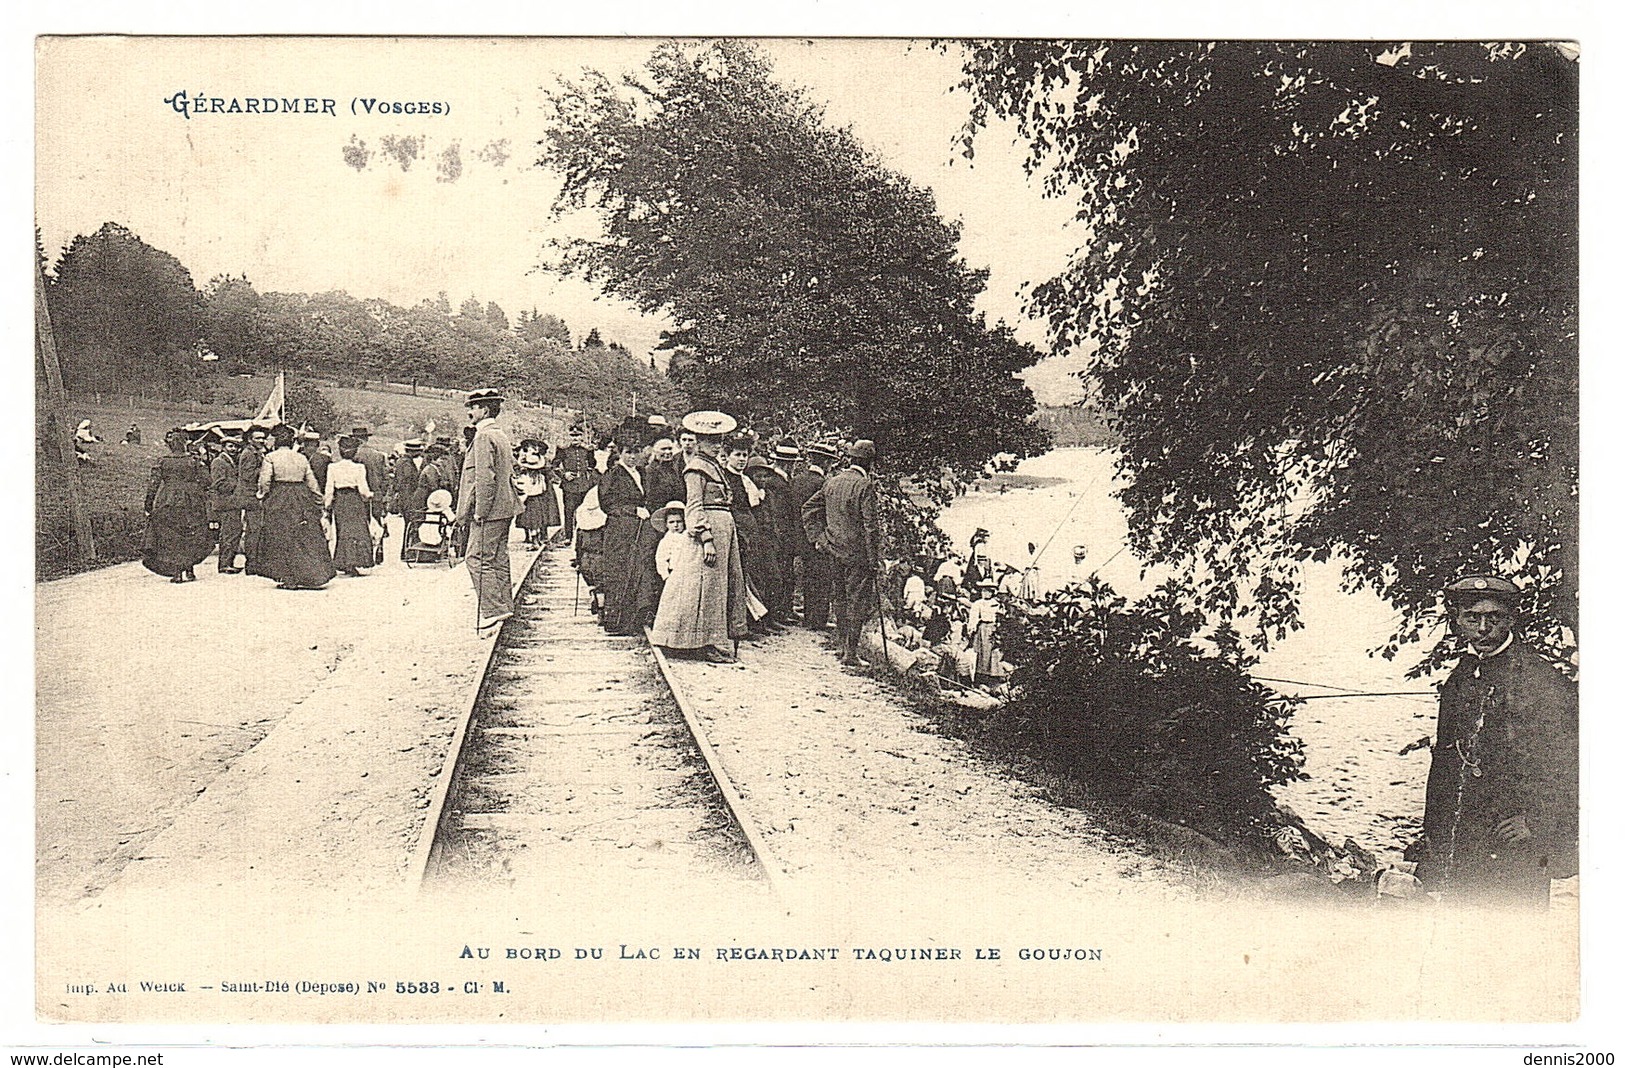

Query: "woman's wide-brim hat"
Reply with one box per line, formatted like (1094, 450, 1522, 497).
(424, 488, 455, 517)
(649, 500, 687, 532)
(681, 410, 738, 436)
(613, 416, 654, 449)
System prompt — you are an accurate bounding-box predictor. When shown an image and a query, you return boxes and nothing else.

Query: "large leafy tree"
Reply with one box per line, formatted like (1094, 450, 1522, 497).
(954, 41, 1577, 666)
(541, 39, 1047, 489)
(49, 222, 204, 396)
(202, 274, 268, 369)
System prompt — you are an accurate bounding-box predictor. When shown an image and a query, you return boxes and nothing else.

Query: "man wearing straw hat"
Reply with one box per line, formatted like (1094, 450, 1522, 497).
(456, 388, 520, 630)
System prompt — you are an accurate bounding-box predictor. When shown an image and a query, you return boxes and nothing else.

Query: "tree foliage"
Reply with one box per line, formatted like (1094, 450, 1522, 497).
(48, 222, 204, 397)
(202, 274, 269, 369)
(283, 380, 341, 436)
(46, 222, 677, 427)
(953, 41, 1578, 667)
(541, 39, 1048, 493)
(990, 577, 1305, 841)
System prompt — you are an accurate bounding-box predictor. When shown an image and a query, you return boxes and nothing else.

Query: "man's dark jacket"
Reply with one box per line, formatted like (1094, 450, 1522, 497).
(1417, 639, 1578, 902)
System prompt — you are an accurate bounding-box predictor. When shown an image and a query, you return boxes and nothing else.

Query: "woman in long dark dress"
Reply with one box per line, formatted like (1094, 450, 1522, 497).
(598, 424, 655, 635)
(142, 429, 212, 582)
(257, 423, 337, 590)
(636, 433, 686, 622)
(324, 435, 375, 575)
(720, 435, 772, 635)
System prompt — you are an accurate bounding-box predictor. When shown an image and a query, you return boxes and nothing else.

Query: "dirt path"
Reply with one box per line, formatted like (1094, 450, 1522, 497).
(35, 520, 530, 907)
(662, 623, 1185, 908)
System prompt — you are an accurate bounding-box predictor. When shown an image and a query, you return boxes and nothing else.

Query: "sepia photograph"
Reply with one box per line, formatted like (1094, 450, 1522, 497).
(17, 18, 1606, 1055)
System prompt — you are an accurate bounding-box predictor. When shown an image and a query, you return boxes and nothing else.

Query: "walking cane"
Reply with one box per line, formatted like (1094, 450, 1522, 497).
(874, 564, 891, 667)
(473, 521, 485, 635)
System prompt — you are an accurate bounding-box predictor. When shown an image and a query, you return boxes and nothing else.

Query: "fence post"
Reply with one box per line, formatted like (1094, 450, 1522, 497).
(36, 264, 97, 562)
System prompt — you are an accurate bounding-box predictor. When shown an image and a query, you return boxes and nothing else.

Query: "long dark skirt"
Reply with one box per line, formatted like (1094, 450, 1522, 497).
(516, 481, 561, 532)
(243, 506, 269, 577)
(260, 481, 337, 589)
(143, 483, 212, 578)
(575, 526, 606, 589)
(601, 514, 659, 634)
(330, 487, 374, 572)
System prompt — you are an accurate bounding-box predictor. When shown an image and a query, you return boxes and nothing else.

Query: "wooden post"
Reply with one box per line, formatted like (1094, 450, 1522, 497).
(36, 262, 97, 562)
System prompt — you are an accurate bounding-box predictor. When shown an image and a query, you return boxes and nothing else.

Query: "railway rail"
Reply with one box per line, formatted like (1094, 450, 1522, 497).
(409, 544, 780, 896)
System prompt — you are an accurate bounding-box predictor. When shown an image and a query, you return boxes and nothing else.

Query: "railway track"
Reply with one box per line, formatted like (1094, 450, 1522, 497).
(411, 543, 779, 896)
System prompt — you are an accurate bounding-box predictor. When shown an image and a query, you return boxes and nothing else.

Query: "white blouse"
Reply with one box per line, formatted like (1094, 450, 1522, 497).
(323, 458, 373, 507)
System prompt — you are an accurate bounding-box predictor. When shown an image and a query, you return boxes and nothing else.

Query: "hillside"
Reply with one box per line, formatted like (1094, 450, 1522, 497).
(37, 376, 582, 580)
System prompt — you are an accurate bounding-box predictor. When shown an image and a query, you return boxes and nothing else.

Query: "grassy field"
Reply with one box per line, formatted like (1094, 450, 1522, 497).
(36, 378, 578, 580)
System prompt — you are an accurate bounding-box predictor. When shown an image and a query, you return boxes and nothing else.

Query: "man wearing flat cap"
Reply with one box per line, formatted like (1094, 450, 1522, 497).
(802, 439, 880, 666)
(458, 389, 521, 629)
(555, 422, 599, 545)
(1413, 574, 1578, 907)
(208, 430, 244, 573)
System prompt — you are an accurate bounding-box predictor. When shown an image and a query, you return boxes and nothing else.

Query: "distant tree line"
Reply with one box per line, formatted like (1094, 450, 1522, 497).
(41, 221, 678, 424)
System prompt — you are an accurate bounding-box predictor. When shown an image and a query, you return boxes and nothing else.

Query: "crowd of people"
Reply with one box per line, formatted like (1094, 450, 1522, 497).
(130, 390, 1580, 911)
(135, 390, 1039, 678)
(139, 415, 473, 590)
(560, 409, 883, 666)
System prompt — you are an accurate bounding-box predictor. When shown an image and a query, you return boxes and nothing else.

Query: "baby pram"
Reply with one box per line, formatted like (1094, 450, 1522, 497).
(404, 489, 458, 567)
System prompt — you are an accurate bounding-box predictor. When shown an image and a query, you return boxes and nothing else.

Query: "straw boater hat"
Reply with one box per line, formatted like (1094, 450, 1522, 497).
(804, 440, 840, 463)
(680, 411, 738, 436)
(649, 500, 687, 532)
(466, 387, 504, 406)
(403, 438, 426, 454)
(772, 443, 801, 462)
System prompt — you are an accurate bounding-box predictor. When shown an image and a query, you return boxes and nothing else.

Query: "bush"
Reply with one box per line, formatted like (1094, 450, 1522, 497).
(284, 381, 341, 435)
(987, 576, 1305, 843)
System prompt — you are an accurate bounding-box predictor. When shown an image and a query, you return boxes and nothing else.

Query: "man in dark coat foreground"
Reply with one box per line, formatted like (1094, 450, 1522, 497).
(1414, 575, 1578, 908)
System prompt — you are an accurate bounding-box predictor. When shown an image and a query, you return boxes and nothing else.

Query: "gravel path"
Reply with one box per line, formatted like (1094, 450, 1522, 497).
(661, 623, 1184, 907)
(36, 521, 532, 909)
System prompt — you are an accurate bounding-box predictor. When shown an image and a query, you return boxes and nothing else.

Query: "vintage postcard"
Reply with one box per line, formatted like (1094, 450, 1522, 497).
(22, 28, 1605, 1049)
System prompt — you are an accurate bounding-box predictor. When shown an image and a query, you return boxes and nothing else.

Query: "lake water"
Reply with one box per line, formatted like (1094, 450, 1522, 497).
(938, 447, 1441, 858)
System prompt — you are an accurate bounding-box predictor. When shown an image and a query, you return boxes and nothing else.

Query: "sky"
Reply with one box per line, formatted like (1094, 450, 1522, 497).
(34, 36, 1089, 404)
